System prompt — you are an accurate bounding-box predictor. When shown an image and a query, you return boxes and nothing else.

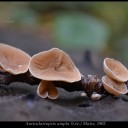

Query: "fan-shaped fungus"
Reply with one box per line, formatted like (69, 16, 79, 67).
(0, 43, 31, 75)
(29, 48, 81, 99)
(29, 48, 81, 82)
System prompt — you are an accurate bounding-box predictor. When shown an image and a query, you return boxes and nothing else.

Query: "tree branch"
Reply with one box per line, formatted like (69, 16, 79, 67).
(0, 71, 106, 97)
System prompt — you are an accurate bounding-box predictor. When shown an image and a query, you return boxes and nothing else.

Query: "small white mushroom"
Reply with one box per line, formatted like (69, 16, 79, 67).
(80, 92, 87, 97)
(91, 92, 103, 101)
(0, 43, 31, 75)
(103, 58, 128, 82)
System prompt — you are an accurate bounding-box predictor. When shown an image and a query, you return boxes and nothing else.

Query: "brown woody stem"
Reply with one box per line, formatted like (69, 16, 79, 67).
(0, 71, 106, 97)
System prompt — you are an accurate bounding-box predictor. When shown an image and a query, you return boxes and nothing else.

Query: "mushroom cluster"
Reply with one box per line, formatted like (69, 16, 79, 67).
(29, 48, 81, 99)
(2, 43, 127, 100)
(102, 58, 128, 96)
(0, 43, 31, 75)
(0, 43, 82, 100)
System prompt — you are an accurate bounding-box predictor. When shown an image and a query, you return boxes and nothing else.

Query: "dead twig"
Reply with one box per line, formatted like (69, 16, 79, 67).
(0, 71, 105, 97)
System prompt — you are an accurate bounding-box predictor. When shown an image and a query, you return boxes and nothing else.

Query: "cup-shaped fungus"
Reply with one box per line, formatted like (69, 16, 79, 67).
(0, 43, 31, 75)
(102, 76, 128, 96)
(103, 58, 128, 82)
(37, 80, 59, 99)
(29, 48, 81, 99)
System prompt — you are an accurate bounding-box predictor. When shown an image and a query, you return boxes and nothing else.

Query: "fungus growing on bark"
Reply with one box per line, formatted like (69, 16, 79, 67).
(103, 58, 128, 82)
(37, 80, 59, 99)
(0, 43, 31, 75)
(29, 48, 81, 99)
(102, 75, 128, 96)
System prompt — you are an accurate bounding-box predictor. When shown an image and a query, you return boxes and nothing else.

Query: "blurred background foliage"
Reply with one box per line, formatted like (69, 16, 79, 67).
(1, 2, 128, 64)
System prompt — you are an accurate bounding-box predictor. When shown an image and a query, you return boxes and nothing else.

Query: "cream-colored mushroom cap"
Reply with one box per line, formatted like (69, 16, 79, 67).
(0, 43, 31, 75)
(102, 76, 128, 96)
(29, 48, 81, 82)
(103, 58, 128, 82)
(37, 80, 59, 99)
